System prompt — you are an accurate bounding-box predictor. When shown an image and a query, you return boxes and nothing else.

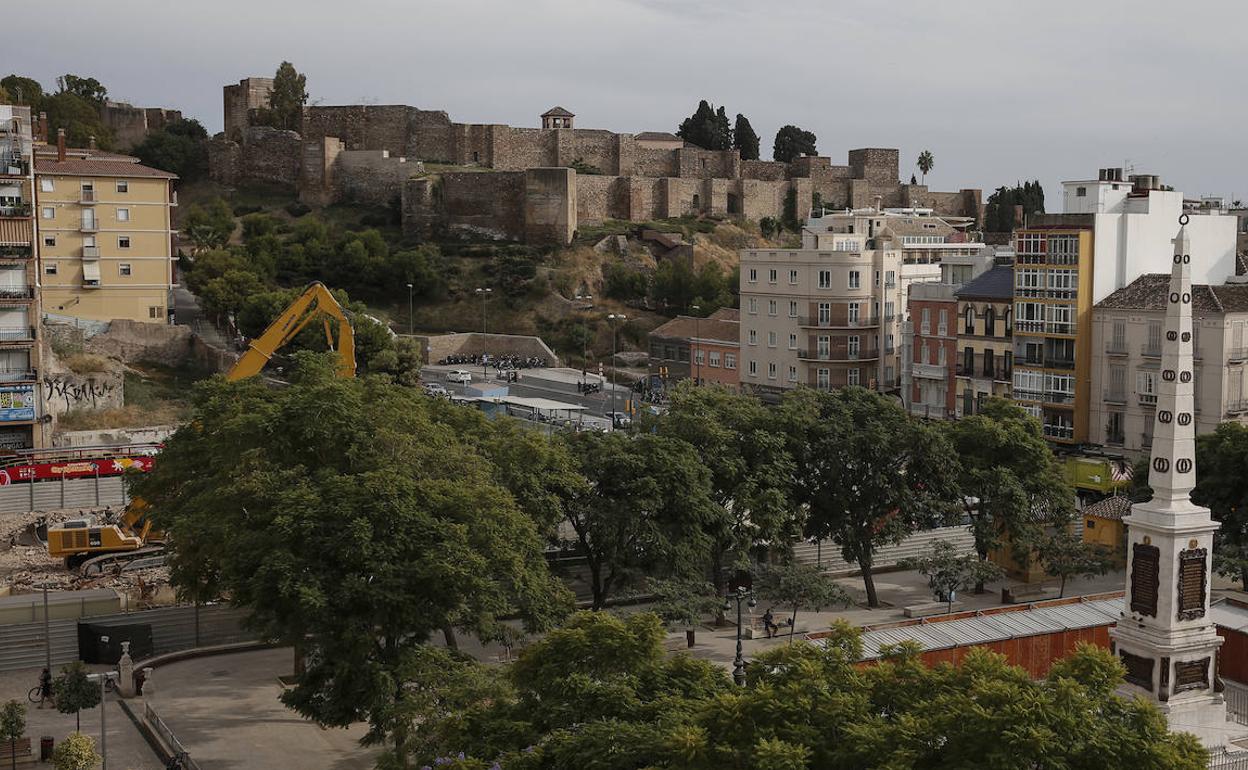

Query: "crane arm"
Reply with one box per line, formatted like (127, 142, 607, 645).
(227, 282, 357, 381)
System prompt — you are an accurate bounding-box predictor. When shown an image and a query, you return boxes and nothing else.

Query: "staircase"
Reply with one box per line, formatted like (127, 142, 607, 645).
(793, 525, 976, 576)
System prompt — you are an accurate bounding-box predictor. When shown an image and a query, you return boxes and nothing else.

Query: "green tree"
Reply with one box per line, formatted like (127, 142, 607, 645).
(731, 114, 759, 160)
(648, 577, 720, 646)
(41, 92, 111, 149)
(51, 662, 100, 732)
(1037, 530, 1114, 598)
(133, 118, 210, 181)
(772, 125, 817, 163)
(264, 61, 308, 131)
(0, 75, 43, 108)
(56, 74, 106, 104)
(602, 262, 648, 302)
(131, 360, 573, 766)
(659, 382, 796, 594)
(712, 106, 732, 151)
(0, 700, 23, 770)
(51, 733, 99, 770)
(676, 100, 731, 151)
(899, 539, 1004, 612)
(1185, 421, 1248, 587)
(943, 397, 1074, 589)
(782, 387, 960, 607)
(562, 431, 717, 609)
(916, 149, 935, 184)
(756, 561, 853, 642)
(181, 198, 235, 254)
(781, 187, 800, 232)
(984, 180, 1046, 233)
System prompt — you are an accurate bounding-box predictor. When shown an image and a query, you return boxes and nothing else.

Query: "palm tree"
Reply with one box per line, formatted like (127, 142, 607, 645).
(917, 150, 935, 185)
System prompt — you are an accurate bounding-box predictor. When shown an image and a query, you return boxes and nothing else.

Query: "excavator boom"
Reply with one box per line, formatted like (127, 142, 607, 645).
(227, 281, 356, 380)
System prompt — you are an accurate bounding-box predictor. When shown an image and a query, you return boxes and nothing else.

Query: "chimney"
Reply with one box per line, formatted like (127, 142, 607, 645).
(88, 135, 96, 151)
(37, 112, 47, 142)
(874, 194, 883, 213)
(56, 128, 66, 162)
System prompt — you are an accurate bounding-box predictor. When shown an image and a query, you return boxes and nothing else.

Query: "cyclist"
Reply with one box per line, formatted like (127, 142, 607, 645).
(37, 667, 52, 709)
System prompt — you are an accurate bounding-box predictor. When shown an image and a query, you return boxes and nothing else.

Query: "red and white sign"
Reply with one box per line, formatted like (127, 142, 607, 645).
(0, 456, 154, 486)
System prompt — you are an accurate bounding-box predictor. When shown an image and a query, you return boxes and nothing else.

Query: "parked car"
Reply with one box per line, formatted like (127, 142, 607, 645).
(423, 383, 450, 397)
(446, 370, 472, 384)
(604, 411, 632, 427)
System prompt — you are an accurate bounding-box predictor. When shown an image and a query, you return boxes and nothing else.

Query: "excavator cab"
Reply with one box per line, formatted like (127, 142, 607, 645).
(46, 497, 163, 572)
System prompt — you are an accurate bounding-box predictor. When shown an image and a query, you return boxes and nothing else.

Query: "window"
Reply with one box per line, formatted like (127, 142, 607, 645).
(1015, 301, 1045, 331)
(118, 263, 132, 276)
(768, 299, 777, 316)
(41, 207, 54, 220)
(1137, 370, 1158, 403)
(116, 180, 129, 193)
(964, 306, 976, 335)
(884, 301, 895, 319)
(921, 342, 930, 364)
(920, 307, 930, 335)
(149, 306, 162, 319)
(1076, 186, 1087, 197)
(983, 348, 995, 377)
(884, 270, 896, 288)
(767, 331, 777, 348)
(748, 268, 757, 283)
(848, 270, 860, 289)
(709, 351, 720, 367)
(885, 333, 894, 354)
(1049, 269, 1076, 297)
(768, 269, 777, 284)
(1146, 320, 1162, 354)
(748, 298, 758, 314)
(1013, 369, 1045, 399)
(818, 270, 831, 289)
(964, 346, 974, 375)
(848, 368, 860, 386)
(40, 178, 53, 193)
(117, 208, 130, 222)
(938, 309, 948, 336)
(695, 350, 705, 365)
(1047, 235, 1079, 264)
(817, 335, 830, 358)
(724, 353, 736, 369)
(1106, 412, 1124, 444)
(983, 307, 996, 337)
(767, 362, 777, 379)
(748, 329, 757, 345)
(1108, 364, 1126, 397)
(848, 335, 860, 358)
(1047, 304, 1074, 334)
(788, 300, 798, 318)
(118, 236, 131, 249)
(787, 365, 797, 382)
(938, 345, 947, 366)
(816, 368, 830, 389)
(1016, 268, 1043, 295)
(788, 269, 799, 285)
(42, 235, 55, 248)
(818, 302, 831, 326)
(788, 333, 797, 350)
(848, 302, 860, 324)
(874, 270, 881, 287)
(748, 361, 757, 375)
(44, 262, 57, 275)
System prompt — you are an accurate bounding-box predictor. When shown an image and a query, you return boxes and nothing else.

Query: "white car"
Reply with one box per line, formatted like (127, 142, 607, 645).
(423, 383, 450, 397)
(604, 411, 632, 427)
(445, 370, 472, 384)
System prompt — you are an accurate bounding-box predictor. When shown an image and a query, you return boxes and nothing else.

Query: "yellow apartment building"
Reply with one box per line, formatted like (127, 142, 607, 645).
(35, 132, 176, 323)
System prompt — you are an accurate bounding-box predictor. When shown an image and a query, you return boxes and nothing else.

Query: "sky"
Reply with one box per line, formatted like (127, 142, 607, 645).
(9, 0, 1245, 207)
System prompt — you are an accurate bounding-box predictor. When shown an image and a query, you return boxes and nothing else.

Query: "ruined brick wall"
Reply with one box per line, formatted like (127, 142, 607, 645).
(452, 123, 502, 166)
(849, 148, 900, 186)
(145, 107, 181, 133)
(207, 136, 240, 184)
(525, 168, 576, 245)
(403, 171, 527, 241)
(99, 101, 149, 151)
(740, 160, 788, 181)
(636, 147, 677, 178)
(223, 78, 273, 141)
(299, 137, 343, 206)
(409, 110, 455, 161)
(568, 130, 618, 175)
(576, 176, 631, 223)
(300, 105, 414, 156)
(334, 150, 424, 208)
(495, 127, 554, 170)
(228, 126, 300, 187)
(677, 148, 737, 179)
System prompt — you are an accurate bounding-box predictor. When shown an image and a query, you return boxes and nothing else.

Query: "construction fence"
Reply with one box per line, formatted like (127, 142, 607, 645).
(0, 603, 257, 673)
(0, 475, 129, 515)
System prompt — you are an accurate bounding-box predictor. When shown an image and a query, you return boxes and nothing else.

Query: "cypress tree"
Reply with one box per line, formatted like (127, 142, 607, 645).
(733, 114, 760, 160)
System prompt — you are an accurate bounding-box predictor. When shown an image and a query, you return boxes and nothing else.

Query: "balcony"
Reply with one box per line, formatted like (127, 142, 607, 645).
(1227, 400, 1248, 416)
(1228, 348, 1248, 364)
(1103, 390, 1127, 405)
(0, 366, 36, 382)
(0, 327, 35, 344)
(82, 246, 99, 259)
(1106, 432, 1125, 447)
(1045, 356, 1075, 370)
(798, 316, 880, 329)
(0, 246, 32, 260)
(1141, 432, 1153, 449)
(912, 363, 946, 380)
(0, 203, 32, 218)
(1043, 423, 1075, 440)
(0, 287, 33, 302)
(1141, 344, 1162, 358)
(1045, 322, 1076, 336)
(909, 404, 946, 420)
(79, 219, 99, 233)
(79, 189, 97, 205)
(798, 348, 880, 362)
(0, 157, 29, 177)
(954, 364, 1010, 382)
(1015, 319, 1044, 334)
(1106, 341, 1129, 356)
(1139, 392, 1158, 407)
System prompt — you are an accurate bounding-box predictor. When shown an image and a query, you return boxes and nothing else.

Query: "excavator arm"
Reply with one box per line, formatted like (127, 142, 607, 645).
(227, 282, 357, 381)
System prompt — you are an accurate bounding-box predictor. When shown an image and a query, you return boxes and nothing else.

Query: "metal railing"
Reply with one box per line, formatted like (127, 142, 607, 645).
(1227, 685, 1248, 727)
(0, 287, 34, 300)
(1042, 423, 1075, 440)
(1226, 400, 1248, 415)
(145, 702, 203, 770)
(0, 203, 31, 217)
(0, 246, 32, 259)
(1106, 341, 1128, 355)
(82, 246, 99, 259)
(0, 366, 35, 382)
(1103, 389, 1127, 405)
(798, 349, 880, 362)
(1228, 347, 1248, 363)
(798, 316, 880, 328)
(79, 189, 96, 204)
(1141, 344, 1162, 358)
(1141, 431, 1153, 448)
(1139, 392, 1158, 406)
(0, 159, 29, 176)
(0, 327, 35, 342)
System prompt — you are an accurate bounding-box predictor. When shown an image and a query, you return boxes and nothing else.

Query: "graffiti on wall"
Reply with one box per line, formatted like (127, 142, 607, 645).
(43, 376, 118, 414)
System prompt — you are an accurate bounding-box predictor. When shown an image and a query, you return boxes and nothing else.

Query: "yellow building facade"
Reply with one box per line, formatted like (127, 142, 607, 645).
(34, 144, 176, 324)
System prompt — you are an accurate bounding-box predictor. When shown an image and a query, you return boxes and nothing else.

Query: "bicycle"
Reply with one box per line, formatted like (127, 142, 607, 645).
(27, 685, 53, 707)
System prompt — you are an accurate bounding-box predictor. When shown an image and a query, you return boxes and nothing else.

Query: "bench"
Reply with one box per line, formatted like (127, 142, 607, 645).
(0, 737, 36, 767)
(742, 615, 808, 640)
(1002, 584, 1057, 604)
(903, 601, 964, 618)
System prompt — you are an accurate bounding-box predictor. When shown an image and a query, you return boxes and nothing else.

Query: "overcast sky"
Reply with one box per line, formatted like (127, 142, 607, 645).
(10, 0, 1244, 205)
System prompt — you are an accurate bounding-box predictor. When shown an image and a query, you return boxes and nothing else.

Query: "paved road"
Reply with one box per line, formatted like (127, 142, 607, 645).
(421, 364, 651, 423)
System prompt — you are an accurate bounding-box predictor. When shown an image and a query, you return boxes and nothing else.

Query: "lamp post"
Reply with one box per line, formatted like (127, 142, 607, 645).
(607, 313, 626, 430)
(41, 583, 50, 673)
(690, 304, 701, 385)
(474, 287, 492, 334)
(406, 283, 414, 336)
(87, 671, 116, 770)
(723, 586, 756, 686)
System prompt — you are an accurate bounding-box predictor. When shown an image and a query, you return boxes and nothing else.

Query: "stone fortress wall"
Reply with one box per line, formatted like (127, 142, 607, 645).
(209, 76, 982, 245)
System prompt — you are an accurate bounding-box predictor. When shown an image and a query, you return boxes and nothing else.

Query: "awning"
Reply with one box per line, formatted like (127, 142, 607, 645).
(0, 219, 31, 246)
(82, 260, 101, 285)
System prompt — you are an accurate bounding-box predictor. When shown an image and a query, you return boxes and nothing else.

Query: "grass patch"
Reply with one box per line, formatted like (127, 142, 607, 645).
(56, 361, 211, 432)
(62, 353, 110, 375)
(576, 216, 719, 244)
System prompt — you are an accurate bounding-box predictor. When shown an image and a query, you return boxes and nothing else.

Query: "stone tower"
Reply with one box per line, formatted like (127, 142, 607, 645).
(1110, 217, 1243, 748)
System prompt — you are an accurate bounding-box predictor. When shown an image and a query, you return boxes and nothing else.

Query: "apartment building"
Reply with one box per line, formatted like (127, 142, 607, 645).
(907, 282, 957, 419)
(35, 130, 176, 324)
(954, 265, 1014, 416)
(647, 308, 739, 389)
(1090, 274, 1248, 457)
(1011, 170, 1237, 445)
(739, 212, 905, 398)
(0, 105, 43, 449)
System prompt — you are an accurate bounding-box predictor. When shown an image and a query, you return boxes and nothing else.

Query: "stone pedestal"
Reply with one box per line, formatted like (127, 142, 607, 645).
(117, 640, 135, 698)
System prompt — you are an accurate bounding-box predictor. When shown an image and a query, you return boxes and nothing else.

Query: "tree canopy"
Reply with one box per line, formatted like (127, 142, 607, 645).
(259, 61, 308, 131)
(133, 118, 210, 182)
(984, 180, 1046, 233)
(773, 125, 817, 163)
(132, 360, 573, 764)
(676, 100, 731, 151)
(917, 149, 935, 184)
(732, 114, 759, 160)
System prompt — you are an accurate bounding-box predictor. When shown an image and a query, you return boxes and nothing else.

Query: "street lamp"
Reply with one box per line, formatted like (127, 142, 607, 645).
(406, 283, 414, 336)
(607, 313, 626, 429)
(474, 287, 492, 334)
(723, 586, 756, 686)
(87, 671, 117, 770)
(690, 304, 701, 386)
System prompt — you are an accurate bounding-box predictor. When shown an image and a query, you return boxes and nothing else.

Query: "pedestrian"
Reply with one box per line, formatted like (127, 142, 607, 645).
(762, 608, 779, 639)
(38, 666, 52, 708)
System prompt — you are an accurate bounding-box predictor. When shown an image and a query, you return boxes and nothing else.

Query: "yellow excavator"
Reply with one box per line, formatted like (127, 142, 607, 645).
(228, 281, 357, 380)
